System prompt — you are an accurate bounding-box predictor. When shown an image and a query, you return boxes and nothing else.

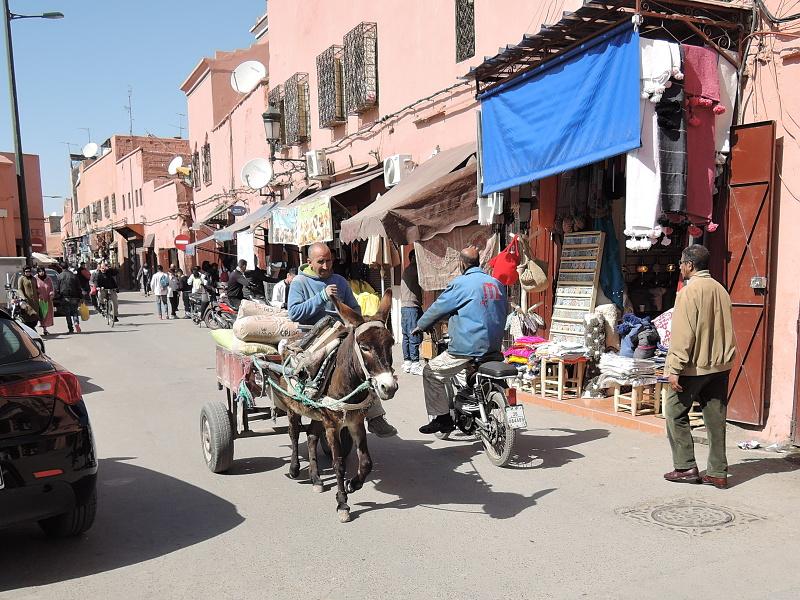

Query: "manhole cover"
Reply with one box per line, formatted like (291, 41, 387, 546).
(651, 504, 734, 528)
(618, 497, 765, 536)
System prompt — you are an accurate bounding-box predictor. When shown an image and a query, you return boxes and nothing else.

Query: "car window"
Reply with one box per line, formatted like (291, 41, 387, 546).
(0, 318, 40, 365)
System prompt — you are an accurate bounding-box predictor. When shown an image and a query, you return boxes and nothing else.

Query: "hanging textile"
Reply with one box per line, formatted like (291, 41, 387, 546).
(413, 224, 498, 291)
(625, 99, 661, 249)
(656, 47, 687, 215)
(715, 52, 739, 159)
(479, 22, 641, 194)
(683, 44, 722, 228)
(594, 216, 624, 308)
(640, 38, 683, 103)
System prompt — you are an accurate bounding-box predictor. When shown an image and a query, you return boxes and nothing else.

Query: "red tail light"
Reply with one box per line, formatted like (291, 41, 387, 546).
(506, 387, 517, 406)
(0, 371, 82, 405)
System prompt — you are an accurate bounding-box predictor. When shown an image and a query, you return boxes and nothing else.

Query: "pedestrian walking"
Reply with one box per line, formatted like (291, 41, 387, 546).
(16, 265, 39, 329)
(663, 245, 736, 489)
(150, 265, 170, 320)
(168, 268, 181, 318)
(78, 262, 91, 304)
(178, 269, 191, 318)
(137, 263, 152, 296)
(400, 250, 424, 375)
(35, 267, 55, 336)
(57, 266, 83, 333)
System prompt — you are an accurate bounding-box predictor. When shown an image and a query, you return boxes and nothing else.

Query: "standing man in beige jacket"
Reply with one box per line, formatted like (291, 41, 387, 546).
(663, 244, 736, 489)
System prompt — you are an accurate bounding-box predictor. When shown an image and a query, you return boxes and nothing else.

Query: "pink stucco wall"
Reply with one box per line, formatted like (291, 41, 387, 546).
(0, 152, 46, 256)
(182, 41, 270, 223)
(266, 0, 582, 179)
(740, 0, 800, 441)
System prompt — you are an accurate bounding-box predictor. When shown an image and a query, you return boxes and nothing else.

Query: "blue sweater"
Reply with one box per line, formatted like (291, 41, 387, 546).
(417, 267, 507, 357)
(287, 266, 361, 325)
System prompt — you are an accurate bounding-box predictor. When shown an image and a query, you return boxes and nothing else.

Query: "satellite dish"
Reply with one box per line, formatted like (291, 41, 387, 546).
(82, 142, 98, 158)
(230, 60, 266, 94)
(241, 158, 273, 190)
(167, 156, 183, 175)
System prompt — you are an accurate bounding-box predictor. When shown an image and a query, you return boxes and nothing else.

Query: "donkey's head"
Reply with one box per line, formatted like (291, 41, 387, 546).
(335, 290, 398, 400)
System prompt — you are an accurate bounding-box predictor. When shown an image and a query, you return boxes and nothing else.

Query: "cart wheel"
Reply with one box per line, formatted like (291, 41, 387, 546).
(319, 428, 354, 459)
(201, 401, 234, 473)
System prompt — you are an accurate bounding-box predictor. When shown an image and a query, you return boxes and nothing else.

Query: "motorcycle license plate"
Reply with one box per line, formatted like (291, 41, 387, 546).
(505, 405, 527, 429)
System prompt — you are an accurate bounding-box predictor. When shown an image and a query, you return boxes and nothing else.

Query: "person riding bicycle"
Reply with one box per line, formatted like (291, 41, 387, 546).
(95, 261, 120, 322)
(287, 242, 397, 438)
(412, 246, 507, 434)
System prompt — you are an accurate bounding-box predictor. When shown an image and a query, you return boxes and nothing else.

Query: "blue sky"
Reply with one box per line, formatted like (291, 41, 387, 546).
(0, 1, 265, 215)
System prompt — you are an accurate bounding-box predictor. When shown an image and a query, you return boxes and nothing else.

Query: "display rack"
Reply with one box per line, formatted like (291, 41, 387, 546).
(550, 231, 605, 345)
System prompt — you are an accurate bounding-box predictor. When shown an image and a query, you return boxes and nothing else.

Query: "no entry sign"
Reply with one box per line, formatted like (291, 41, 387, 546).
(174, 234, 191, 250)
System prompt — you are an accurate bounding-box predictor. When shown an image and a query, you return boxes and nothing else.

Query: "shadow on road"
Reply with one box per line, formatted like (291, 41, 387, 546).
(509, 427, 610, 469)
(0, 457, 244, 591)
(728, 453, 800, 487)
(76, 374, 104, 395)
(346, 433, 572, 520)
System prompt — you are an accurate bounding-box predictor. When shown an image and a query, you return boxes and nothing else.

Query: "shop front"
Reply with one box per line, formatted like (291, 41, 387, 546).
(468, 1, 784, 436)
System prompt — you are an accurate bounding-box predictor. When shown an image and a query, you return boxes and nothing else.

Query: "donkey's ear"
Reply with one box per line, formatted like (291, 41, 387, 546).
(333, 296, 363, 327)
(373, 289, 393, 325)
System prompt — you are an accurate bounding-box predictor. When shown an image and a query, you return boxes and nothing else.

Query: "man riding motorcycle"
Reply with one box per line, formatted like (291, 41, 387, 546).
(412, 246, 507, 434)
(287, 242, 397, 438)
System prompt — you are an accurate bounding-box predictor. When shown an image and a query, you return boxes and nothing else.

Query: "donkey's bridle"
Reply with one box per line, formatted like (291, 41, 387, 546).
(352, 321, 390, 393)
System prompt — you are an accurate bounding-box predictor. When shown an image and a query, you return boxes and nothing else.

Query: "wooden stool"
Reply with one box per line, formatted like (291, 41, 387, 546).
(540, 357, 586, 400)
(613, 383, 658, 416)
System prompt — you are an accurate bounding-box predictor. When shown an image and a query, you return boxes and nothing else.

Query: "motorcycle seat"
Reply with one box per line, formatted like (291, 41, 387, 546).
(477, 361, 518, 379)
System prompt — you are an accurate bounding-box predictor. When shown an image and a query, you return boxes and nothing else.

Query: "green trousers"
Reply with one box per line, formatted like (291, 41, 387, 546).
(665, 371, 730, 478)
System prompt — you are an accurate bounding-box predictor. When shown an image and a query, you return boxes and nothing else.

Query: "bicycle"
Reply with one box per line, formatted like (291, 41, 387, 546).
(97, 288, 117, 328)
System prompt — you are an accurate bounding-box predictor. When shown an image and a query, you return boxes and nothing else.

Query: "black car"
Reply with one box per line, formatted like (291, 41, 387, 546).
(0, 309, 97, 537)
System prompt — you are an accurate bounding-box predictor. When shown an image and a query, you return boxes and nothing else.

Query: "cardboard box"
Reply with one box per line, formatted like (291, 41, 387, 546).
(420, 336, 435, 360)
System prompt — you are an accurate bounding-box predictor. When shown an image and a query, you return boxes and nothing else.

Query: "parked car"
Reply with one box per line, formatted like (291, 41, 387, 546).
(0, 309, 97, 537)
(7, 269, 65, 317)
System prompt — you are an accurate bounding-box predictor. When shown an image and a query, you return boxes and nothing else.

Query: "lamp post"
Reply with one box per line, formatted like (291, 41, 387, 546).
(261, 107, 306, 169)
(1, 2, 63, 264)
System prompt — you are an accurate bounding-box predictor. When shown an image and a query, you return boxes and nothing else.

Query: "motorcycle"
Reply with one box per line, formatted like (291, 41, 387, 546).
(431, 332, 527, 467)
(203, 295, 237, 330)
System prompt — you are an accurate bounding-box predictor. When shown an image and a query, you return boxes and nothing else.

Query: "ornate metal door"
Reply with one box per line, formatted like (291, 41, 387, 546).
(724, 121, 776, 425)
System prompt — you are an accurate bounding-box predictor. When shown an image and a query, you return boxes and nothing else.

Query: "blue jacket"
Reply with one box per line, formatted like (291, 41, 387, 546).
(417, 267, 507, 357)
(287, 265, 361, 325)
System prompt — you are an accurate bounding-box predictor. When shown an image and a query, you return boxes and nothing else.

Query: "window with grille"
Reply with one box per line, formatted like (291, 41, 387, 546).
(134, 190, 139, 206)
(192, 149, 201, 191)
(111, 193, 116, 214)
(455, 0, 475, 63)
(283, 73, 310, 146)
(202, 142, 212, 185)
(344, 22, 378, 115)
(139, 188, 143, 206)
(268, 85, 286, 147)
(317, 45, 345, 128)
(122, 194, 126, 211)
(103, 197, 110, 219)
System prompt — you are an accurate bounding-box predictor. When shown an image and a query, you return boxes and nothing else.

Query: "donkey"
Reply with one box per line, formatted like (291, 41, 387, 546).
(277, 290, 397, 523)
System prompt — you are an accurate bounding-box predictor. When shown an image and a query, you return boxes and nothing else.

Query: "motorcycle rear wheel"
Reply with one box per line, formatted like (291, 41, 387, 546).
(482, 390, 515, 467)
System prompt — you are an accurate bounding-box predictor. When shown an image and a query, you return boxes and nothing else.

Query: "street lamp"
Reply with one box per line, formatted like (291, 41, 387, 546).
(2, 2, 64, 264)
(261, 107, 305, 169)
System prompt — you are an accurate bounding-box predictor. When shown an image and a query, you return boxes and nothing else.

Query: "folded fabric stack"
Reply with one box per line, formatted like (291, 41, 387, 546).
(535, 341, 589, 362)
(504, 335, 547, 364)
(597, 352, 658, 387)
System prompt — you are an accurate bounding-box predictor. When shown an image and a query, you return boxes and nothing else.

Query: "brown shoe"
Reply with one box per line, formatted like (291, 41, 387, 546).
(701, 474, 728, 489)
(663, 467, 701, 484)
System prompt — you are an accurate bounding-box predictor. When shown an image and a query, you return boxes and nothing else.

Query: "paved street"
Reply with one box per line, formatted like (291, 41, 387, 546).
(1, 292, 799, 600)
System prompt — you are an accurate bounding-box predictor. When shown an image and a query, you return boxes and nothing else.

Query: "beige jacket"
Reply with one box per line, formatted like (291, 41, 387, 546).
(665, 270, 736, 377)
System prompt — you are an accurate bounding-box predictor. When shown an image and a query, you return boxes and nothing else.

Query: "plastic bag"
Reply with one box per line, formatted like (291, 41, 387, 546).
(79, 302, 90, 321)
(487, 235, 521, 285)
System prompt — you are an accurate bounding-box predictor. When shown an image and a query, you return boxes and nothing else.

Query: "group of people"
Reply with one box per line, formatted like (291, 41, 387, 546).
(282, 241, 736, 489)
(14, 260, 118, 335)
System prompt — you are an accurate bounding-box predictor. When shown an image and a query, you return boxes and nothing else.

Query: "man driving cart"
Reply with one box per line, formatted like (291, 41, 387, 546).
(287, 242, 398, 438)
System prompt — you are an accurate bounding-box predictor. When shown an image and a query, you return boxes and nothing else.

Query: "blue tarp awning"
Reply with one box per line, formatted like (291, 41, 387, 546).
(479, 22, 641, 195)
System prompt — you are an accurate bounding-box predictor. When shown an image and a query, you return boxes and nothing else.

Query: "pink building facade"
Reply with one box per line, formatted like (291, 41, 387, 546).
(73, 135, 190, 286)
(0, 152, 46, 257)
(181, 35, 270, 269)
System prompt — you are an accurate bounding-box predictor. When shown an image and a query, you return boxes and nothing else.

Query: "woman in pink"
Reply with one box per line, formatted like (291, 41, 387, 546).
(35, 267, 55, 335)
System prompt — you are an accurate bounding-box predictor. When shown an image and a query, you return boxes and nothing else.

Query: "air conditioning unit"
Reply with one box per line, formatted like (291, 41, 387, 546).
(383, 154, 413, 187)
(305, 150, 330, 179)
